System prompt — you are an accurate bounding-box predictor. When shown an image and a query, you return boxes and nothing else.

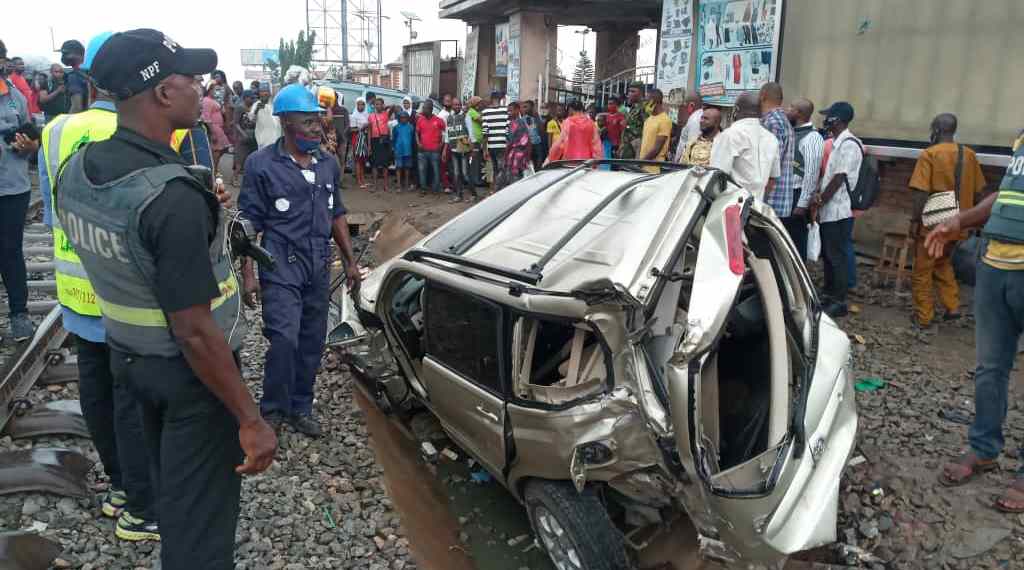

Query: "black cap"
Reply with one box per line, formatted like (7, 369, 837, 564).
(89, 29, 217, 100)
(60, 39, 85, 55)
(820, 101, 855, 123)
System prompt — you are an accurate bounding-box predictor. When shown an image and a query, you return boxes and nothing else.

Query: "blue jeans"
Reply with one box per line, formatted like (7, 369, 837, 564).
(417, 150, 441, 193)
(970, 262, 1024, 474)
(845, 217, 857, 288)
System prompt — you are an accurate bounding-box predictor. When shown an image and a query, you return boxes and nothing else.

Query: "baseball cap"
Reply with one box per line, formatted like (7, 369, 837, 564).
(89, 28, 217, 100)
(820, 101, 855, 123)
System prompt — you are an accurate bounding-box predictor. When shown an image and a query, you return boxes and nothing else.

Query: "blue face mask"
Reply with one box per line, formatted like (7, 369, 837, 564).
(295, 135, 320, 154)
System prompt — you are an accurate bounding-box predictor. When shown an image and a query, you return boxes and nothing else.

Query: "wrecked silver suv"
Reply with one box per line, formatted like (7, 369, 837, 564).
(332, 160, 858, 569)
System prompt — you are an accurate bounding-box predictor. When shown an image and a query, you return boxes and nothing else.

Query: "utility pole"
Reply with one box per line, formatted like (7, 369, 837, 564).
(402, 11, 422, 45)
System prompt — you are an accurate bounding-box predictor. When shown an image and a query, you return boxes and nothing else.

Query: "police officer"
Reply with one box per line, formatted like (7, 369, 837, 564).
(55, 29, 276, 569)
(927, 139, 1024, 511)
(239, 83, 361, 437)
(39, 31, 159, 541)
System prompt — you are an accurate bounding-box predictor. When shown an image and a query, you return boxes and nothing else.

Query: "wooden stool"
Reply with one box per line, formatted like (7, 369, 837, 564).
(875, 232, 913, 293)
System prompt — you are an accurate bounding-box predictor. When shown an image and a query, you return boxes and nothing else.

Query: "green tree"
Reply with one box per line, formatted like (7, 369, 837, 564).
(571, 50, 594, 92)
(265, 30, 318, 84)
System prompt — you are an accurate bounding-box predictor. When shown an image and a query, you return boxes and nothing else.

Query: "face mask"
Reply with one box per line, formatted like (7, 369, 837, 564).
(295, 135, 320, 154)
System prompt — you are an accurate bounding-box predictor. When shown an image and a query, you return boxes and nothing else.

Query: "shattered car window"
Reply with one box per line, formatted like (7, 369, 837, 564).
(424, 285, 502, 392)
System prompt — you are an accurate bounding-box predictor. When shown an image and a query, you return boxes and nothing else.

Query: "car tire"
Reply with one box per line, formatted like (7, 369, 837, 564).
(524, 479, 631, 570)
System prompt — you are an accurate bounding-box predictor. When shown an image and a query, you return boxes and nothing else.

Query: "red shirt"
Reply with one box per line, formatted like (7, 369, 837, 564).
(605, 111, 625, 147)
(416, 114, 446, 152)
(369, 112, 390, 139)
(10, 74, 40, 115)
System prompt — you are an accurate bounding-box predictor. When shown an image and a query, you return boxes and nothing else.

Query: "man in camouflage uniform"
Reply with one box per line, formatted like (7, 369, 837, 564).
(618, 81, 648, 159)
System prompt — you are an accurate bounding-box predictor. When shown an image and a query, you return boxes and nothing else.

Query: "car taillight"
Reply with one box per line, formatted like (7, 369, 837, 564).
(724, 204, 744, 275)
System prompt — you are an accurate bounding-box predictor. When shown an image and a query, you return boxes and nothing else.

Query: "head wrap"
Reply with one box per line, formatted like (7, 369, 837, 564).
(351, 96, 370, 128)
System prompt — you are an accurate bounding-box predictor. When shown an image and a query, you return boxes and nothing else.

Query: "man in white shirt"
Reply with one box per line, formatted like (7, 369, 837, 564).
(815, 101, 861, 318)
(709, 91, 779, 201)
(787, 97, 825, 260)
(672, 92, 703, 163)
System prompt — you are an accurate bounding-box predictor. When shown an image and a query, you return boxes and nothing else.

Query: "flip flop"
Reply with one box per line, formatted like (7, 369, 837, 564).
(938, 452, 999, 487)
(993, 479, 1024, 513)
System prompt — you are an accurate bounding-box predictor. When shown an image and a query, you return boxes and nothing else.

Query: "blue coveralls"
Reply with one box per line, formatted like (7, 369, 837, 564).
(239, 139, 346, 417)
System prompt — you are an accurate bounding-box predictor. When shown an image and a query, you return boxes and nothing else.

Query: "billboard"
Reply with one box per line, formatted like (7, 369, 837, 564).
(696, 0, 782, 105)
(240, 49, 280, 66)
(657, 0, 694, 97)
(495, 23, 509, 77)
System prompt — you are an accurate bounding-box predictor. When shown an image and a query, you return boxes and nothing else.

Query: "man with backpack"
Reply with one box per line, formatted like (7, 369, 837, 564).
(815, 102, 863, 318)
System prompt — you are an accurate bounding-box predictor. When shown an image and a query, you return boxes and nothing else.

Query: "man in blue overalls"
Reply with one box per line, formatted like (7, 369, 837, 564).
(240, 84, 360, 437)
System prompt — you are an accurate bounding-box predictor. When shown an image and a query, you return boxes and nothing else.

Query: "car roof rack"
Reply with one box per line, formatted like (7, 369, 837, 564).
(543, 158, 689, 173)
(525, 172, 663, 281)
(403, 248, 544, 285)
(444, 160, 596, 256)
(410, 161, 689, 286)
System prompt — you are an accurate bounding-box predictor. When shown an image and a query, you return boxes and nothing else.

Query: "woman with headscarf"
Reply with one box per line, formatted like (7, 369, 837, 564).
(350, 97, 370, 189)
(201, 84, 230, 175)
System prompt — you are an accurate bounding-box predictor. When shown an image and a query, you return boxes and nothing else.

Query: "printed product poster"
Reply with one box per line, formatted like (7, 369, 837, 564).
(657, 0, 694, 94)
(495, 23, 510, 77)
(696, 0, 782, 105)
(463, 26, 479, 101)
(507, 37, 521, 102)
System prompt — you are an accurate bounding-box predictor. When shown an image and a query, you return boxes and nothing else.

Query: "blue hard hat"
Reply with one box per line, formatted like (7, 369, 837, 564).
(273, 83, 320, 116)
(82, 31, 114, 73)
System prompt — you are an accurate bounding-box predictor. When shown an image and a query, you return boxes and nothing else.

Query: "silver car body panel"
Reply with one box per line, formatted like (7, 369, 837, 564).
(344, 166, 857, 565)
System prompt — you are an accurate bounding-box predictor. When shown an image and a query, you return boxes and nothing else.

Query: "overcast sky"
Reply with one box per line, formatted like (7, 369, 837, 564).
(6, 0, 654, 84)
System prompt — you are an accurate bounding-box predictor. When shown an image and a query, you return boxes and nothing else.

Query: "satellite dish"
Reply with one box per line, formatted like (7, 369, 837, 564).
(400, 11, 421, 21)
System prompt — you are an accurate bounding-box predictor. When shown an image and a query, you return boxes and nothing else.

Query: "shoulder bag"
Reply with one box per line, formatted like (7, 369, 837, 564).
(921, 144, 963, 228)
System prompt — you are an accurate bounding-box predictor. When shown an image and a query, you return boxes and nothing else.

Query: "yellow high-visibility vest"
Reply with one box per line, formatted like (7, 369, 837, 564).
(41, 108, 117, 317)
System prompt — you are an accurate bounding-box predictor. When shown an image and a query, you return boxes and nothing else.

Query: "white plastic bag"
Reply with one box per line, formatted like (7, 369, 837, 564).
(806, 222, 821, 262)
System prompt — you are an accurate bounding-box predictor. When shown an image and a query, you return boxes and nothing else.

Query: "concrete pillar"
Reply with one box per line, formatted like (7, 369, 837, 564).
(594, 25, 642, 81)
(474, 23, 496, 97)
(509, 12, 557, 103)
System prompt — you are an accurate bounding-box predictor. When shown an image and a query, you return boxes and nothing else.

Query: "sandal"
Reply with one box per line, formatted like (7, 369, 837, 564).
(938, 452, 998, 487)
(993, 478, 1024, 513)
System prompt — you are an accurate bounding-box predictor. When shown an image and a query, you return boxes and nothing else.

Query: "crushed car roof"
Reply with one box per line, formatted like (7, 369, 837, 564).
(421, 167, 714, 294)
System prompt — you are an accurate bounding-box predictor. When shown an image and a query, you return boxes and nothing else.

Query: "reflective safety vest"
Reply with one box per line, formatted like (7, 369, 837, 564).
(983, 145, 1024, 244)
(55, 149, 245, 357)
(41, 108, 117, 317)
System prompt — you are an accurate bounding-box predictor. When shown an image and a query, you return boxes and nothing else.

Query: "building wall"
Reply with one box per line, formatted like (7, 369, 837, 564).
(854, 157, 1005, 255)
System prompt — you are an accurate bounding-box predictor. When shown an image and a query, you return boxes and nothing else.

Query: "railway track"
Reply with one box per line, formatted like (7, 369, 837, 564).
(0, 191, 91, 566)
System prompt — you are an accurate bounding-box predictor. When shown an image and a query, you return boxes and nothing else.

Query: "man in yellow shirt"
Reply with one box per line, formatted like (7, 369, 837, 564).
(639, 89, 672, 173)
(908, 113, 986, 328)
(927, 137, 1024, 513)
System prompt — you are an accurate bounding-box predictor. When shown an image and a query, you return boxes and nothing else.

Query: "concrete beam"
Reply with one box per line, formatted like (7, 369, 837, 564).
(595, 25, 642, 81)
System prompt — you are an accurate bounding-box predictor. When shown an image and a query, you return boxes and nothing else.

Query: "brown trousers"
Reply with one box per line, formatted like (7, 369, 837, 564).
(912, 234, 959, 325)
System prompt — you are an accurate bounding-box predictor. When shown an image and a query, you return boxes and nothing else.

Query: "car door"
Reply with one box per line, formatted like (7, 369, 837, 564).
(419, 282, 508, 478)
(666, 195, 857, 564)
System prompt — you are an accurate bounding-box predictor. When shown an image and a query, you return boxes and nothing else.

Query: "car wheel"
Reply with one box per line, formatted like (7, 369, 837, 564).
(524, 480, 631, 570)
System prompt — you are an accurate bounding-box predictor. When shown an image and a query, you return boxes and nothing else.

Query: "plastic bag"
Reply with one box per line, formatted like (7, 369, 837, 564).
(806, 222, 821, 262)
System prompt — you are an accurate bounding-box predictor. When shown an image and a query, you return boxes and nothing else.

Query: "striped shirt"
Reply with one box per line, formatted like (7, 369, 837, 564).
(794, 124, 825, 209)
(480, 106, 509, 150)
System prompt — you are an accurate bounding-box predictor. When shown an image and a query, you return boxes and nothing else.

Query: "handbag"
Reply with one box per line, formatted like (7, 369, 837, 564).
(921, 144, 964, 228)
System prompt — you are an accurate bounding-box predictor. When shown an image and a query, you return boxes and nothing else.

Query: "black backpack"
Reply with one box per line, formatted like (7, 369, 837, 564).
(792, 126, 815, 180)
(838, 138, 881, 211)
